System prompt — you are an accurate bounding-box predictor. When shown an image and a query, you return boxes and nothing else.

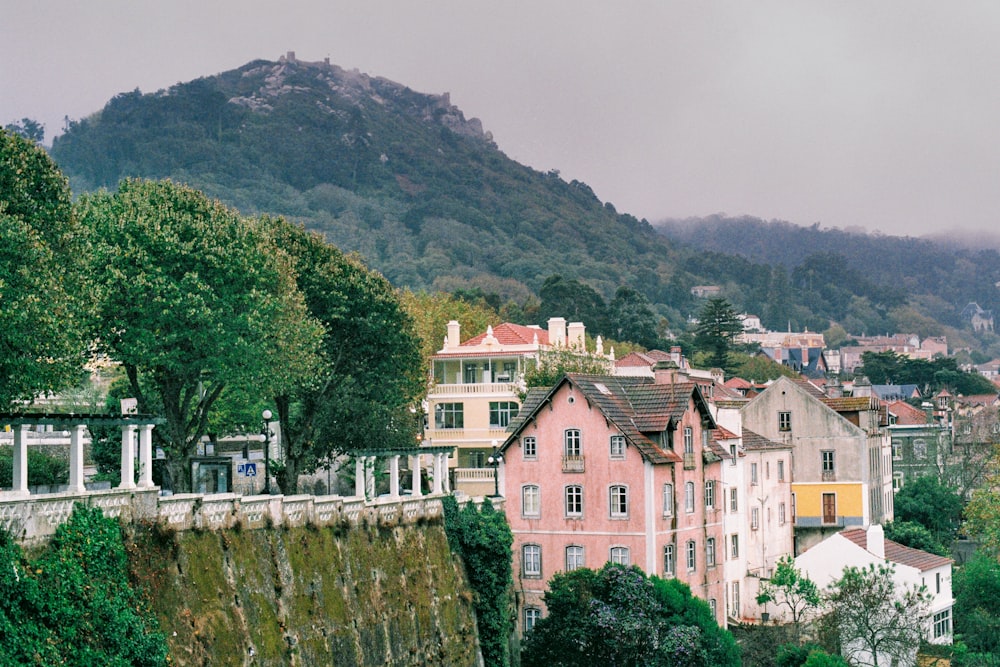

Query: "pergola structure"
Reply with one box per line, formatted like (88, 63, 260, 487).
(353, 446, 455, 500)
(0, 413, 164, 497)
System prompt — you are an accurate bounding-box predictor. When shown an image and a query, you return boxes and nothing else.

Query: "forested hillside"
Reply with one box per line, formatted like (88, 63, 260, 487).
(46, 54, 1000, 354)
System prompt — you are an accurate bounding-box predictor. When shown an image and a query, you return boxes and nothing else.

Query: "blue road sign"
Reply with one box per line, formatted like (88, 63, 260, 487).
(237, 463, 258, 477)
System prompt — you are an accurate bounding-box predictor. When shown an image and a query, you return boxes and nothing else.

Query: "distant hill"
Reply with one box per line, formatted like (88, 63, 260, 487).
(47, 54, 1000, 354)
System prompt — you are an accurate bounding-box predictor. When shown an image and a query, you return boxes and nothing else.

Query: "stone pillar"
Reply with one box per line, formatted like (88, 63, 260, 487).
(442, 453, 451, 493)
(432, 453, 444, 495)
(410, 454, 423, 497)
(365, 457, 376, 499)
(119, 424, 136, 489)
(68, 424, 87, 493)
(389, 455, 400, 498)
(138, 424, 155, 488)
(11, 424, 29, 496)
(355, 456, 366, 498)
(496, 459, 506, 498)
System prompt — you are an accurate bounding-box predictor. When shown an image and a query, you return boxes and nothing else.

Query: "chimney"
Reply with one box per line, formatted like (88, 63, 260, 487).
(547, 317, 567, 347)
(653, 360, 680, 385)
(854, 376, 872, 397)
(446, 320, 461, 350)
(867, 524, 885, 559)
(567, 322, 586, 350)
(670, 346, 683, 367)
(827, 376, 843, 398)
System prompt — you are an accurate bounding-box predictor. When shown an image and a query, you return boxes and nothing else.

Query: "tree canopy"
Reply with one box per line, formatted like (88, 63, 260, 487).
(693, 297, 744, 372)
(756, 555, 821, 640)
(952, 550, 1000, 659)
(77, 179, 323, 491)
(521, 563, 740, 667)
(892, 475, 964, 549)
(0, 129, 92, 408)
(858, 350, 997, 396)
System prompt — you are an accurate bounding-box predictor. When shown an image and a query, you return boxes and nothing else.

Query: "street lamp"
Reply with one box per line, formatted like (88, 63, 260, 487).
(262, 409, 273, 495)
(487, 441, 503, 497)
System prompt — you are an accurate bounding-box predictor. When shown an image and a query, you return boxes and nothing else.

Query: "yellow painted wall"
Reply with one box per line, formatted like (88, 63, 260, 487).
(793, 482, 864, 518)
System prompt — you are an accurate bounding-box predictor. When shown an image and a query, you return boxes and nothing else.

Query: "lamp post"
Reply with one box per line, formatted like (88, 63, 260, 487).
(262, 409, 273, 495)
(487, 441, 503, 497)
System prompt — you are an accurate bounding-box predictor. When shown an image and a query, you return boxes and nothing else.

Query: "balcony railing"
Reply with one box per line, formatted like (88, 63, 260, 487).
(822, 470, 836, 481)
(562, 455, 585, 473)
(683, 452, 697, 470)
(429, 382, 517, 396)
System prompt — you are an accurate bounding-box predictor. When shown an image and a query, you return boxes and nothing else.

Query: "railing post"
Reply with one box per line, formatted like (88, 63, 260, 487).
(68, 424, 87, 493)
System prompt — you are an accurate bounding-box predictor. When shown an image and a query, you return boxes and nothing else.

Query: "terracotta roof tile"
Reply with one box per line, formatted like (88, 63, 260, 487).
(840, 528, 953, 572)
(822, 396, 877, 412)
(462, 322, 548, 347)
(886, 400, 929, 425)
(742, 429, 790, 451)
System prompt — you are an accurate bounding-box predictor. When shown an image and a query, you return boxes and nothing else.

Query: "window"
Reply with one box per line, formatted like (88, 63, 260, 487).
(729, 488, 738, 513)
(730, 581, 740, 618)
(565, 485, 583, 517)
(434, 402, 464, 429)
(777, 460, 785, 482)
(610, 435, 626, 459)
(730, 534, 739, 559)
(686, 540, 697, 571)
(709, 598, 717, 619)
(893, 472, 904, 491)
(489, 401, 519, 428)
(663, 483, 674, 516)
(705, 480, 716, 509)
(766, 461, 770, 479)
(564, 429, 582, 457)
(524, 606, 541, 633)
(778, 411, 791, 431)
(610, 485, 629, 518)
(522, 436, 537, 460)
(933, 609, 951, 639)
(706, 537, 716, 567)
(610, 546, 630, 566)
(936, 572, 941, 594)
(913, 439, 928, 460)
(683, 426, 694, 453)
(778, 502, 786, 525)
(664, 544, 675, 575)
(891, 440, 902, 460)
(822, 450, 835, 474)
(729, 443, 737, 466)
(522, 485, 540, 518)
(522, 544, 541, 577)
(566, 545, 584, 571)
(750, 462, 758, 485)
(685, 481, 695, 513)
(751, 507, 760, 531)
(463, 363, 478, 384)
(822, 493, 837, 524)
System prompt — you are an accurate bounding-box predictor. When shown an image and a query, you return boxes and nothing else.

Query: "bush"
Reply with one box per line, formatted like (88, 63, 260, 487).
(0, 445, 69, 487)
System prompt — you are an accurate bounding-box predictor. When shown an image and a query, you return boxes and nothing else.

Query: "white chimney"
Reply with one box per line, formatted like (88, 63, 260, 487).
(867, 524, 885, 559)
(446, 320, 461, 350)
(567, 322, 586, 350)
(547, 317, 567, 347)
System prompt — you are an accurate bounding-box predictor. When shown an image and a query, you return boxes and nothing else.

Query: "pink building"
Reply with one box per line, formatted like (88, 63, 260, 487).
(498, 365, 730, 633)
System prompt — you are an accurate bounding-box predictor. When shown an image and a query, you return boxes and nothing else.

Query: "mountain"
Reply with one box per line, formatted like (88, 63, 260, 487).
(47, 54, 1000, 354)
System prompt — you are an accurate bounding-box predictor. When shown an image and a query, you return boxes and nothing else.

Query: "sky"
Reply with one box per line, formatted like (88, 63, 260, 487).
(5, 1, 1000, 238)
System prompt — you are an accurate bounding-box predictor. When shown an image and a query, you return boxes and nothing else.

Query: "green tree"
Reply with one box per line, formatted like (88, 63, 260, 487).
(77, 180, 323, 492)
(521, 347, 613, 395)
(731, 352, 799, 383)
(4, 117, 45, 144)
(398, 289, 498, 367)
(522, 563, 739, 667)
(266, 219, 425, 493)
(0, 129, 91, 408)
(893, 475, 963, 548)
(607, 285, 660, 348)
(693, 297, 744, 371)
(952, 551, 1000, 658)
(825, 563, 930, 667)
(756, 555, 821, 642)
(537, 274, 609, 335)
(882, 520, 949, 557)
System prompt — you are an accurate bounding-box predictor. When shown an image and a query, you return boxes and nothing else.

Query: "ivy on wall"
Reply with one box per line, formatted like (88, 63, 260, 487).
(443, 495, 515, 667)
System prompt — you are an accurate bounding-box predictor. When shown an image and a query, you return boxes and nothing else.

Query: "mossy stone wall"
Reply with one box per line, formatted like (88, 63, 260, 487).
(127, 519, 479, 666)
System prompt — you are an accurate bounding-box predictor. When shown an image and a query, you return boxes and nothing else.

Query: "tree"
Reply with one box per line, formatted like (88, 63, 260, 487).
(893, 475, 963, 549)
(607, 285, 660, 348)
(756, 555, 821, 642)
(952, 551, 1000, 658)
(537, 274, 609, 335)
(521, 563, 739, 667)
(77, 180, 323, 491)
(0, 129, 91, 408)
(964, 457, 1000, 554)
(693, 297, 744, 371)
(882, 521, 949, 557)
(825, 563, 930, 667)
(521, 347, 613, 395)
(265, 219, 425, 493)
(4, 118, 45, 144)
(398, 289, 498, 365)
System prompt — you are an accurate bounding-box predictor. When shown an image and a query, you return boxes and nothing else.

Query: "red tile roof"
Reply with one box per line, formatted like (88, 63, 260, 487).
(822, 396, 877, 413)
(725, 377, 752, 389)
(840, 528, 953, 572)
(462, 322, 548, 346)
(886, 400, 929, 425)
(742, 429, 790, 451)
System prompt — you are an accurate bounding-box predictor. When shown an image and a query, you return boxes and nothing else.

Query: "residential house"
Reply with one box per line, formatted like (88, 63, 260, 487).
(740, 376, 893, 554)
(425, 317, 610, 495)
(886, 401, 951, 491)
(497, 364, 729, 633)
(795, 525, 953, 666)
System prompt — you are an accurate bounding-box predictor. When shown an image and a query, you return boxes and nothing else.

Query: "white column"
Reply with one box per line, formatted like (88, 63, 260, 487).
(389, 455, 400, 498)
(12, 424, 29, 496)
(138, 424, 155, 488)
(442, 453, 451, 493)
(410, 455, 423, 497)
(119, 424, 136, 489)
(496, 459, 506, 498)
(431, 454, 443, 494)
(68, 424, 87, 493)
(365, 457, 376, 499)
(355, 456, 366, 498)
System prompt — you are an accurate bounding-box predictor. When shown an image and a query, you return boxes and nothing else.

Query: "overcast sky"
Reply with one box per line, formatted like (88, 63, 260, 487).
(5, 1, 999, 237)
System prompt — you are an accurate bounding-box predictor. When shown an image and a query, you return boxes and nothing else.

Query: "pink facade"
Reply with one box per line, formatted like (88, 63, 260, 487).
(500, 372, 728, 632)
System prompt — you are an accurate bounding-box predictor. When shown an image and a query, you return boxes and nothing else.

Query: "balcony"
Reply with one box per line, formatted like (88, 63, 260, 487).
(429, 382, 517, 397)
(562, 455, 585, 473)
(683, 452, 697, 470)
(821, 470, 836, 482)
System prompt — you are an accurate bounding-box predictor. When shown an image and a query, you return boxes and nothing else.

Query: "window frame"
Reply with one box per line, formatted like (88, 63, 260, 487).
(705, 480, 716, 509)
(609, 435, 626, 460)
(683, 426, 694, 454)
(565, 484, 584, 518)
(489, 401, 519, 428)
(522, 436, 537, 460)
(778, 502, 786, 525)
(565, 545, 585, 571)
(524, 606, 541, 633)
(751, 507, 760, 531)
(664, 544, 675, 575)
(933, 609, 951, 639)
(706, 537, 716, 567)
(522, 484, 540, 518)
(729, 487, 738, 513)
(778, 411, 792, 432)
(609, 484, 629, 519)
(564, 429, 582, 457)
(777, 459, 785, 482)
(685, 481, 695, 513)
(730, 533, 739, 559)
(686, 539, 697, 571)
(522, 544, 542, 578)
(609, 546, 630, 566)
(434, 402, 464, 429)
(662, 483, 674, 517)
(750, 462, 758, 485)
(822, 450, 835, 474)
